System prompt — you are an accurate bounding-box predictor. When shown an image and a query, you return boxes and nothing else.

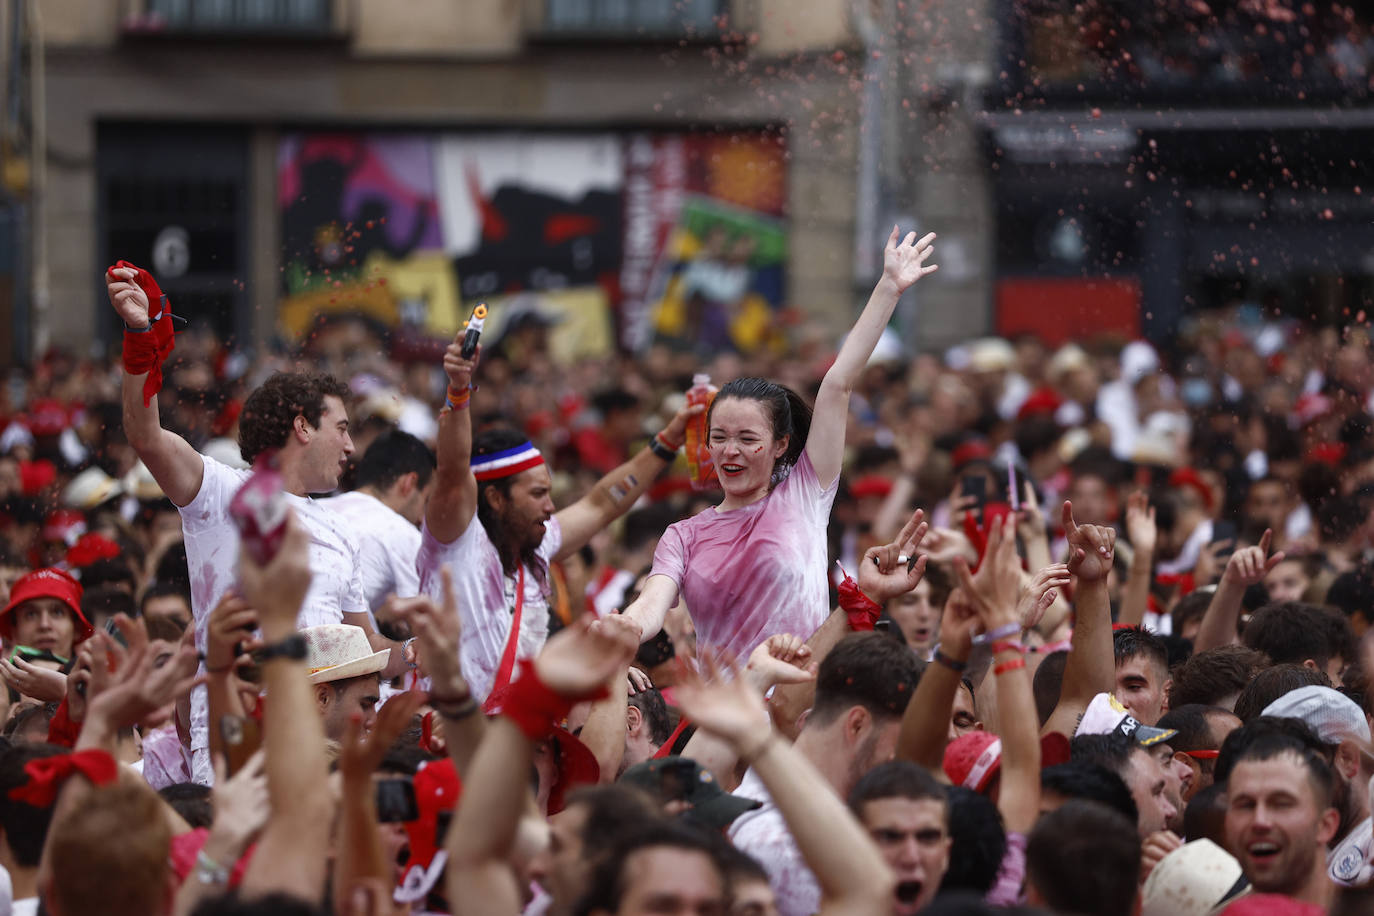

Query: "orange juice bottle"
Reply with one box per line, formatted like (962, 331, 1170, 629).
(685, 374, 718, 489)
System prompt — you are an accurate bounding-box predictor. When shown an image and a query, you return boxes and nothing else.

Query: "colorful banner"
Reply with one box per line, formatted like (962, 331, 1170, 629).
(276, 130, 787, 357)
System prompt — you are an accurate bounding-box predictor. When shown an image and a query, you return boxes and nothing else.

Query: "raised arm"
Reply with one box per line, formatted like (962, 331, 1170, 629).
(897, 586, 979, 772)
(1194, 530, 1282, 654)
(806, 227, 937, 487)
(676, 654, 895, 916)
(446, 615, 637, 916)
(1119, 491, 1158, 628)
(553, 403, 697, 562)
(107, 265, 204, 507)
(1041, 501, 1117, 738)
(772, 508, 929, 734)
(236, 512, 334, 904)
(425, 338, 481, 544)
(953, 516, 1049, 834)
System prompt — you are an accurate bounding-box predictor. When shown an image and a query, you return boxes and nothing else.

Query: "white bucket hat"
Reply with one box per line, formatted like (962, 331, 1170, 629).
(301, 624, 390, 684)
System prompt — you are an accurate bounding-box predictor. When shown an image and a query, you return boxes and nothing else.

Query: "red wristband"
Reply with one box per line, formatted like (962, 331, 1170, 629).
(994, 658, 1027, 676)
(490, 659, 607, 743)
(991, 640, 1026, 656)
(837, 574, 883, 632)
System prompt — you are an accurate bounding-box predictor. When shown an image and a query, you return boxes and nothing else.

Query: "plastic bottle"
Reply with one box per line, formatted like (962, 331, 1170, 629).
(229, 450, 288, 566)
(684, 374, 718, 489)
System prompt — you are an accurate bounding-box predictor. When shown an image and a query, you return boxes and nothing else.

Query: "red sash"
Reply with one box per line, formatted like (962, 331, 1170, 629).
(491, 566, 526, 697)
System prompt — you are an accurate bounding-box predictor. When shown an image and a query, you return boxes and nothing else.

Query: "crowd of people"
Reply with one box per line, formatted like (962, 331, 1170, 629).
(1, 231, 1374, 915)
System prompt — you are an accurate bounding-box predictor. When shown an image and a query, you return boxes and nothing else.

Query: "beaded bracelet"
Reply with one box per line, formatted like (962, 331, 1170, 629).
(994, 658, 1027, 676)
(446, 385, 471, 411)
(933, 649, 968, 673)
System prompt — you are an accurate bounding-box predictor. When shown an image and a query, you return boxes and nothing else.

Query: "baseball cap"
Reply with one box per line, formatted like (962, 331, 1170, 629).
(0, 567, 93, 644)
(1141, 839, 1249, 916)
(1075, 693, 1178, 748)
(943, 731, 1073, 793)
(395, 758, 461, 906)
(621, 756, 761, 831)
(1261, 686, 1372, 746)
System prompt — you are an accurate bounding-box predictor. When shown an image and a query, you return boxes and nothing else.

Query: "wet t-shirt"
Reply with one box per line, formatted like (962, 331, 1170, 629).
(651, 451, 837, 658)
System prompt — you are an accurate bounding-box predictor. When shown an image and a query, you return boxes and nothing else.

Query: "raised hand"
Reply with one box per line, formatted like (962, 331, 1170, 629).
(87, 617, 203, 732)
(745, 634, 816, 690)
(882, 226, 939, 293)
(209, 750, 271, 857)
(1063, 501, 1115, 583)
(673, 651, 772, 754)
(339, 691, 428, 784)
(937, 588, 982, 660)
(206, 590, 261, 677)
(858, 507, 930, 604)
(443, 336, 480, 391)
(105, 265, 150, 329)
(953, 514, 1023, 631)
(391, 569, 467, 702)
(659, 399, 706, 449)
(1222, 528, 1285, 587)
(533, 615, 638, 700)
(1125, 491, 1158, 558)
(1018, 563, 1072, 631)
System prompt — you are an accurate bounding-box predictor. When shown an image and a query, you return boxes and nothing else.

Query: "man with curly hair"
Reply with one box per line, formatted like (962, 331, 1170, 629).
(106, 264, 403, 784)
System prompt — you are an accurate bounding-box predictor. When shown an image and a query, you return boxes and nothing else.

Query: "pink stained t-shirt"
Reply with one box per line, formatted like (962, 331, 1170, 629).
(651, 451, 838, 660)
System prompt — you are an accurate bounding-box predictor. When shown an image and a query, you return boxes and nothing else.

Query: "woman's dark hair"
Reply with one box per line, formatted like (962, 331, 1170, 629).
(709, 378, 811, 483)
(471, 427, 547, 586)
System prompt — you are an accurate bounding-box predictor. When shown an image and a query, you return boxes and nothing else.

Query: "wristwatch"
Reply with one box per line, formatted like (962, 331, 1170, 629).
(253, 634, 307, 664)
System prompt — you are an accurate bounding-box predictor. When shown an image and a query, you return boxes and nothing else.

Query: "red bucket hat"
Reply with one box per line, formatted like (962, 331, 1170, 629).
(0, 567, 93, 644)
(943, 730, 1072, 793)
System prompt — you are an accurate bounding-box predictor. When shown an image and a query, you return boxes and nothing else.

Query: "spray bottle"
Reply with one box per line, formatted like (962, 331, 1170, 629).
(684, 374, 718, 489)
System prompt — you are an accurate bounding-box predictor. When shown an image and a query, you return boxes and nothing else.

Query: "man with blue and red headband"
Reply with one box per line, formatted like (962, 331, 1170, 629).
(418, 338, 697, 702)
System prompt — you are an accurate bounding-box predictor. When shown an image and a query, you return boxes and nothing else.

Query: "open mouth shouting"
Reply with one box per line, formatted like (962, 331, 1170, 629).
(894, 880, 925, 915)
(719, 463, 747, 477)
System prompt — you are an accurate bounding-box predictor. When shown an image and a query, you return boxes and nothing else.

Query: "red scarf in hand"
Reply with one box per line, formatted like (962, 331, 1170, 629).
(110, 260, 176, 406)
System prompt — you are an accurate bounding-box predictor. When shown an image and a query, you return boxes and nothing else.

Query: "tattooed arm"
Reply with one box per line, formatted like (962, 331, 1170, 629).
(552, 403, 697, 562)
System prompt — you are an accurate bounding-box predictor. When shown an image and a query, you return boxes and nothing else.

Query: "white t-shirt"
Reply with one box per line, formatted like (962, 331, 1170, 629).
(325, 490, 422, 623)
(181, 453, 367, 783)
(417, 516, 562, 701)
(729, 767, 820, 916)
(1330, 816, 1373, 886)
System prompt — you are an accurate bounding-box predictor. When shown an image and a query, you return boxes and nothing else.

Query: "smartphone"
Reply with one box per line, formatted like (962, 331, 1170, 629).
(376, 778, 419, 823)
(104, 616, 129, 649)
(1212, 520, 1238, 557)
(961, 473, 988, 514)
(219, 714, 262, 778)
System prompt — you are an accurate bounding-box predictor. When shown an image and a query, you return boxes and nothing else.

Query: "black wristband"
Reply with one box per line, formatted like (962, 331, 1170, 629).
(254, 634, 308, 664)
(432, 695, 479, 721)
(933, 649, 968, 673)
(649, 435, 677, 462)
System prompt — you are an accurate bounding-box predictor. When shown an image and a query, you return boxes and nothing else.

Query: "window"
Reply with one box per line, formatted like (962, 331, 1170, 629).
(141, 0, 333, 34)
(540, 0, 727, 39)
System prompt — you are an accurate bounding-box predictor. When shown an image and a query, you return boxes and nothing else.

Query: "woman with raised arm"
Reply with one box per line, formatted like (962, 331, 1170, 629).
(624, 227, 938, 657)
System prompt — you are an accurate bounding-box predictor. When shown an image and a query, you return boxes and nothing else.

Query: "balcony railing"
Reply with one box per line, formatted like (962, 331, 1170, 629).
(124, 0, 338, 37)
(537, 0, 729, 41)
